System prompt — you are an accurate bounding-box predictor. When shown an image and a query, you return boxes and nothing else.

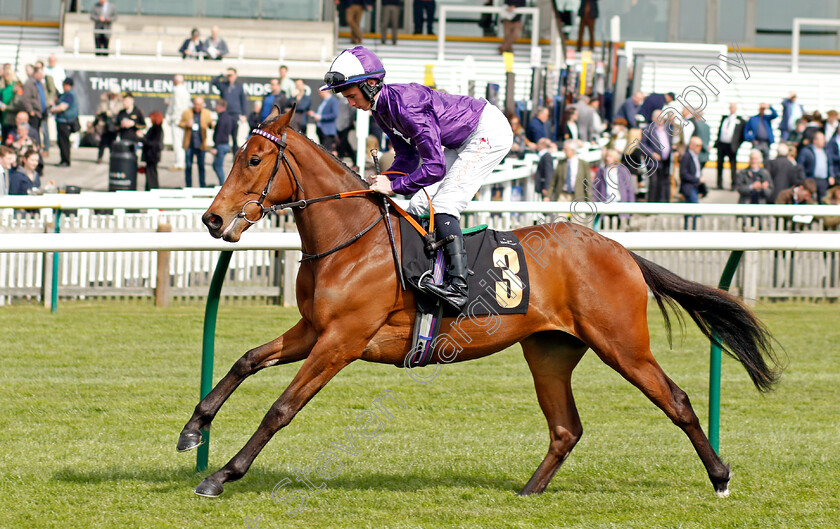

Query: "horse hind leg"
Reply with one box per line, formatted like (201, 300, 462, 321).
(583, 322, 732, 497)
(177, 319, 316, 452)
(519, 332, 588, 495)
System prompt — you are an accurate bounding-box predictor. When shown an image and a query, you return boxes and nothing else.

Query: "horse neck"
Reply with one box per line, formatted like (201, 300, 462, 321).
(286, 132, 381, 258)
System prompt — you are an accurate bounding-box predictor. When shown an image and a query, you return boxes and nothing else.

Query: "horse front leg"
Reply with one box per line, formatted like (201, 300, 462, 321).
(194, 335, 363, 497)
(177, 318, 317, 452)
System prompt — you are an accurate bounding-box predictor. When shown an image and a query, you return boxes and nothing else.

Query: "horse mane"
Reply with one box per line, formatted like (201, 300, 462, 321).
(259, 111, 370, 190)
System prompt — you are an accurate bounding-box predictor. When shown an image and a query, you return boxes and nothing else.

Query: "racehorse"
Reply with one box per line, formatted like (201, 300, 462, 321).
(178, 104, 781, 498)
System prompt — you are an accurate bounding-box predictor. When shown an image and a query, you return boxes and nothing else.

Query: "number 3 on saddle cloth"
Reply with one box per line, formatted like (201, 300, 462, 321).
(398, 215, 530, 368)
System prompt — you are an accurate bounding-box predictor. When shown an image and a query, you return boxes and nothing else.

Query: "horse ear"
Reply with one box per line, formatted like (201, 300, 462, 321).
(266, 101, 296, 130)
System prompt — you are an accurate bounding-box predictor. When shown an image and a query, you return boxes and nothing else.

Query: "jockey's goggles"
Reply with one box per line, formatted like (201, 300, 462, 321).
(323, 69, 386, 91)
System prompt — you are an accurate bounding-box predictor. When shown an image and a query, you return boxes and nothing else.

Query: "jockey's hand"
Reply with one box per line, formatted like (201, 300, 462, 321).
(369, 174, 394, 195)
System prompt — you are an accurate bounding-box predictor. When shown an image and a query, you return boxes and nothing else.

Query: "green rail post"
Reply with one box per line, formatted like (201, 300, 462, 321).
(196, 250, 233, 472)
(709, 250, 744, 454)
(51, 209, 61, 314)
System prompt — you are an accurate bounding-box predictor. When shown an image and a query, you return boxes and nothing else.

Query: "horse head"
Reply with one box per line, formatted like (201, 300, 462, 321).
(203, 103, 299, 242)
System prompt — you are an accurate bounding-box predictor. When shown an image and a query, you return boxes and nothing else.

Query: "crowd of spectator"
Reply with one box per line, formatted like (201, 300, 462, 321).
(509, 87, 840, 219)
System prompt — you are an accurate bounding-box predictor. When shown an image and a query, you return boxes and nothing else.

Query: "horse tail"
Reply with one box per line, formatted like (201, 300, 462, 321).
(630, 252, 782, 392)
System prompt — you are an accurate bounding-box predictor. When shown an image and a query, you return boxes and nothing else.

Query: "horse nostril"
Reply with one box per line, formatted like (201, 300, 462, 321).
(204, 213, 223, 231)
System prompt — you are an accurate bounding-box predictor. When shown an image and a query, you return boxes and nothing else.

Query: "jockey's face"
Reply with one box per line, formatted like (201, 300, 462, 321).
(341, 84, 372, 111)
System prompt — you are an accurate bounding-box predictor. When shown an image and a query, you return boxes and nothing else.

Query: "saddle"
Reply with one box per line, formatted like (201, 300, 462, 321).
(398, 215, 530, 367)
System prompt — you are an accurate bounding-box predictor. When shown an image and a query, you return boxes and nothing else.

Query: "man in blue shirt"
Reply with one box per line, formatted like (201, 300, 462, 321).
(798, 131, 835, 203)
(743, 103, 778, 165)
(50, 78, 78, 167)
(260, 79, 287, 122)
(526, 107, 549, 143)
(212, 68, 247, 152)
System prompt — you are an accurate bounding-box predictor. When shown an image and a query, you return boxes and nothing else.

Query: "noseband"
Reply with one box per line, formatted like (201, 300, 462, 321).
(237, 128, 306, 224)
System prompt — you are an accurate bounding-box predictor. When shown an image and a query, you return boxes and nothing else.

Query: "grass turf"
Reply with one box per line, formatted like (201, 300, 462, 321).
(0, 301, 838, 528)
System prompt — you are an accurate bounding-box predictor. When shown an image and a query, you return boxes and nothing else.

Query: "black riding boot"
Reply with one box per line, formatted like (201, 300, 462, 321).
(419, 233, 469, 311)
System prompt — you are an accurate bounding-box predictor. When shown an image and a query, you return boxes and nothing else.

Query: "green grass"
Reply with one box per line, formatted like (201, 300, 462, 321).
(0, 301, 838, 528)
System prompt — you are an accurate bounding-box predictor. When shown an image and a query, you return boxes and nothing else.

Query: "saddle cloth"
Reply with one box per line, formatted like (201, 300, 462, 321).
(398, 216, 530, 316)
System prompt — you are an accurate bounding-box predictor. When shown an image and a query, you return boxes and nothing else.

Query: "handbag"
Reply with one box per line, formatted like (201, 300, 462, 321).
(69, 117, 81, 133)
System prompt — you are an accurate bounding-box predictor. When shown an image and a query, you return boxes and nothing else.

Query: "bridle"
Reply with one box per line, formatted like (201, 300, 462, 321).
(236, 128, 305, 224)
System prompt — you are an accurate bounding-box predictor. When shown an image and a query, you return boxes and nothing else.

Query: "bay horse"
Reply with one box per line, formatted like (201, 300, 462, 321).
(178, 104, 780, 499)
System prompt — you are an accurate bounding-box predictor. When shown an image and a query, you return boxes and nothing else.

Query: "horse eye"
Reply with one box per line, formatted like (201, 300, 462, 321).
(249, 157, 260, 166)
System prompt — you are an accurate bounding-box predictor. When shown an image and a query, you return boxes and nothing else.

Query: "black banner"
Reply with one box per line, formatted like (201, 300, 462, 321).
(68, 70, 320, 116)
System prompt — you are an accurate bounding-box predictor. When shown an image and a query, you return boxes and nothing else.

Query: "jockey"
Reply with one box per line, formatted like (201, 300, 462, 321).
(321, 46, 513, 311)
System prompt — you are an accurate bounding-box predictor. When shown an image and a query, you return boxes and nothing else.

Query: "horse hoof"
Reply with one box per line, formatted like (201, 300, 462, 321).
(195, 478, 224, 498)
(177, 430, 203, 452)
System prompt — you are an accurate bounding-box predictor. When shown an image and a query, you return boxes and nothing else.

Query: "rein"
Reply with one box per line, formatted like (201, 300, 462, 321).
(242, 127, 432, 262)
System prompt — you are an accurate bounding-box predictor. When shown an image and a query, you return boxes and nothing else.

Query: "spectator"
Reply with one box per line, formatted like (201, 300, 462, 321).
(7, 111, 39, 156)
(508, 114, 536, 159)
(775, 178, 817, 205)
(735, 149, 773, 204)
(0, 144, 14, 196)
(278, 65, 295, 99)
(572, 94, 595, 143)
(594, 148, 635, 204)
(413, 0, 436, 35)
(260, 78, 287, 122)
(8, 148, 43, 195)
(824, 109, 839, 141)
(638, 91, 675, 125)
(210, 98, 234, 185)
(590, 98, 605, 139)
(577, 0, 598, 52)
(743, 103, 778, 164)
(562, 108, 579, 141)
(715, 102, 745, 189)
(335, 93, 356, 161)
(179, 96, 213, 188)
(212, 68, 246, 151)
(165, 74, 190, 170)
(526, 106, 550, 143)
(44, 55, 66, 89)
(342, 0, 372, 45)
(308, 88, 339, 151)
(821, 185, 840, 229)
(766, 143, 804, 204)
(642, 108, 672, 202)
(616, 91, 643, 129)
(802, 112, 823, 147)
(204, 26, 229, 60)
(797, 131, 834, 203)
(381, 0, 402, 45)
(79, 120, 100, 147)
(532, 137, 555, 199)
(779, 92, 803, 141)
(290, 79, 311, 134)
(90, 0, 117, 57)
(499, 0, 525, 54)
(247, 100, 262, 131)
(34, 60, 57, 154)
(679, 136, 705, 229)
(607, 118, 629, 153)
(21, 66, 47, 133)
(116, 92, 146, 143)
(141, 110, 164, 190)
(547, 140, 589, 201)
(690, 110, 710, 168)
(787, 117, 808, 148)
(1, 70, 22, 140)
(828, 120, 840, 175)
(179, 29, 206, 60)
(95, 85, 122, 163)
(49, 78, 78, 167)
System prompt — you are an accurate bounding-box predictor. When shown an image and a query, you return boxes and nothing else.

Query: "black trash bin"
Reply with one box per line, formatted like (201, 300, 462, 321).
(108, 140, 137, 191)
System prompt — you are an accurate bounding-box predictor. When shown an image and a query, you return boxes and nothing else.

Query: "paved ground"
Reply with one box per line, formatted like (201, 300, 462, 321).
(40, 144, 740, 204)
